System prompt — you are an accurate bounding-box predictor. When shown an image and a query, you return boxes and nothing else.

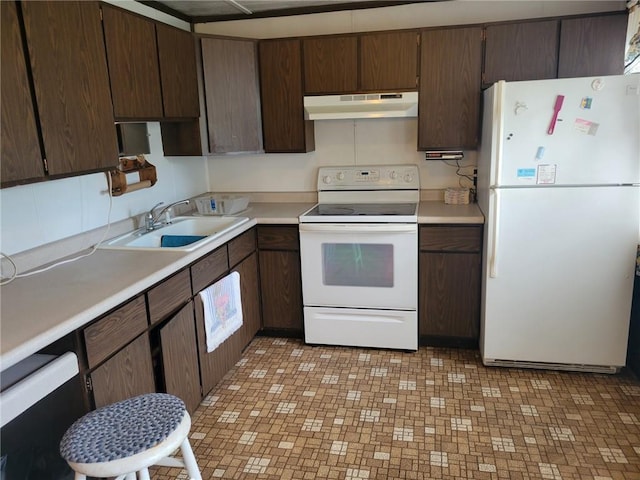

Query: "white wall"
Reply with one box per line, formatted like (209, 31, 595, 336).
(198, 0, 624, 194)
(0, 123, 207, 256)
(207, 118, 476, 193)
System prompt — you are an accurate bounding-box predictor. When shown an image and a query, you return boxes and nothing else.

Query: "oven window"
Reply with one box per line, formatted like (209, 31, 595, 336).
(322, 243, 394, 287)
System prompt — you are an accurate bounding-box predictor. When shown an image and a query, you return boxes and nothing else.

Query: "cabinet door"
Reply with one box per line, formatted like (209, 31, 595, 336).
(360, 31, 418, 91)
(303, 36, 358, 94)
(1, 1, 43, 187)
(194, 295, 243, 395)
(483, 20, 559, 86)
(558, 14, 627, 78)
(232, 252, 261, 349)
(21, 1, 118, 177)
(202, 37, 262, 153)
(419, 252, 481, 340)
(156, 23, 200, 118)
(418, 27, 482, 150)
(259, 39, 314, 153)
(90, 334, 155, 409)
(160, 302, 201, 414)
(259, 251, 303, 332)
(102, 4, 163, 119)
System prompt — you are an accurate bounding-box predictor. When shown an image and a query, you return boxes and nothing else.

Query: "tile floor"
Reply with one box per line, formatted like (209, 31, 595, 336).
(152, 337, 640, 479)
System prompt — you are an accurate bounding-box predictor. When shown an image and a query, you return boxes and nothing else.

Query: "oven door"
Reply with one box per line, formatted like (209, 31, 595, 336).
(299, 223, 417, 310)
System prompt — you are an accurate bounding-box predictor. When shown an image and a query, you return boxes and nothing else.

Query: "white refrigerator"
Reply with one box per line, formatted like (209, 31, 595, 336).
(477, 74, 640, 373)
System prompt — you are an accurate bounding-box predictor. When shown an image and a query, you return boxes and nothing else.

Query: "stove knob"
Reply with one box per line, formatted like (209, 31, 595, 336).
(389, 171, 398, 180)
(336, 172, 345, 181)
(404, 173, 414, 183)
(322, 175, 332, 184)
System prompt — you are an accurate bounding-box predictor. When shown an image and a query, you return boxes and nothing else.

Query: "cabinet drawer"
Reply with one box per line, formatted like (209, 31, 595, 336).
(84, 295, 147, 369)
(191, 246, 228, 293)
(257, 225, 299, 251)
(148, 269, 192, 326)
(228, 228, 256, 268)
(419, 226, 482, 252)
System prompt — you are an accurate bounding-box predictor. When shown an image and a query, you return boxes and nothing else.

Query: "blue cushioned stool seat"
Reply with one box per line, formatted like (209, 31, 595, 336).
(60, 393, 202, 480)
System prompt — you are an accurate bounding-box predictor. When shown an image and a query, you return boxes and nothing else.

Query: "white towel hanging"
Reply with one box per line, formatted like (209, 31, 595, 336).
(199, 271, 243, 352)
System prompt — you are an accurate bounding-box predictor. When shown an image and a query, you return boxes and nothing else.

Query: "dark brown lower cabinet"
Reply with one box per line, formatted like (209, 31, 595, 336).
(80, 228, 263, 409)
(233, 252, 262, 348)
(194, 227, 261, 396)
(195, 295, 243, 396)
(89, 334, 156, 409)
(159, 301, 201, 414)
(258, 226, 303, 334)
(419, 225, 482, 347)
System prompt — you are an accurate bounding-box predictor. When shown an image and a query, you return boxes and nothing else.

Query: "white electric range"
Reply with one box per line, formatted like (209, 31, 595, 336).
(299, 165, 420, 351)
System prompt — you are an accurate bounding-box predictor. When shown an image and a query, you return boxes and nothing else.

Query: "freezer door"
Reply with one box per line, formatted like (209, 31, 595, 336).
(481, 185, 638, 368)
(497, 75, 639, 186)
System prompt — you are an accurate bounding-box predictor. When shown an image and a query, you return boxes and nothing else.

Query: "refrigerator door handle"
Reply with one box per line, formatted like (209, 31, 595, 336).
(489, 188, 500, 278)
(493, 81, 505, 187)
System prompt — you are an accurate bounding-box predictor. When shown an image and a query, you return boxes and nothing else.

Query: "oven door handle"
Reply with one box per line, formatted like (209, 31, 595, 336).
(299, 224, 417, 234)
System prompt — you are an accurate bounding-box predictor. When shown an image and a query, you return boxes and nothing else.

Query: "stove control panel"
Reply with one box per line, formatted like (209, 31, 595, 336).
(318, 165, 420, 191)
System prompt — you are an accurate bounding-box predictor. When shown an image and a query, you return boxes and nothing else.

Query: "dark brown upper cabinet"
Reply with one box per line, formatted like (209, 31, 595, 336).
(102, 4, 164, 120)
(303, 36, 358, 94)
(1, 1, 44, 187)
(21, 1, 118, 178)
(483, 20, 559, 87)
(558, 13, 627, 78)
(303, 31, 418, 94)
(201, 37, 262, 153)
(102, 5, 199, 122)
(418, 27, 482, 150)
(156, 23, 200, 119)
(360, 31, 419, 91)
(258, 39, 314, 153)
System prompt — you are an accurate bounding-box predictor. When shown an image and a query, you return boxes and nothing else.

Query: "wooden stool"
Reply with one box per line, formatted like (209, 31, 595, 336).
(59, 393, 202, 480)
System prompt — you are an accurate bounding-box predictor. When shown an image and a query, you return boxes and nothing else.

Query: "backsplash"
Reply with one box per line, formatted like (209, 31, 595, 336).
(206, 118, 477, 193)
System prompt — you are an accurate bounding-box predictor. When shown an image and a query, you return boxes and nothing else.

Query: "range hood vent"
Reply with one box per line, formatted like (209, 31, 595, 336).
(304, 92, 418, 120)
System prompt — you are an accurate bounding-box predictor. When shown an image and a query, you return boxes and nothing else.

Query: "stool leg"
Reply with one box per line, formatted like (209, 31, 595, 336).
(180, 438, 202, 480)
(73, 474, 86, 480)
(125, 473, 136, 480)
(138, 468, 150, 480)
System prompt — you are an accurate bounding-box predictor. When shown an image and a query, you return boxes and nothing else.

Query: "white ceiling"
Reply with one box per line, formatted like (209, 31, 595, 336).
(145, 0, 431, 22)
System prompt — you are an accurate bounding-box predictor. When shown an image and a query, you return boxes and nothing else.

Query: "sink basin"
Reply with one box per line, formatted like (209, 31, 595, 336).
(100, 216, 249, 252)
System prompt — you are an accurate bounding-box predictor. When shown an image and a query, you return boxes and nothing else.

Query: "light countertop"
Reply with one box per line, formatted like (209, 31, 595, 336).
(0, 201, 482, 371)
(418, 201, 484, 224)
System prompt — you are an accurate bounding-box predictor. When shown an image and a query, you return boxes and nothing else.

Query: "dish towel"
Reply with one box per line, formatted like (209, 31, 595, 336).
(199, 271, 243, 353)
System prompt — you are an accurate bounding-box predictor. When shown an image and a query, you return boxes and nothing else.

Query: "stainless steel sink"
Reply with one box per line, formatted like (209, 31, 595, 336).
(99, 216, 249, 252)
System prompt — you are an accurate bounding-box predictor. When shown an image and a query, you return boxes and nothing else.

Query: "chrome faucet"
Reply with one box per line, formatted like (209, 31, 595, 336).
(144, 199, 190, 232)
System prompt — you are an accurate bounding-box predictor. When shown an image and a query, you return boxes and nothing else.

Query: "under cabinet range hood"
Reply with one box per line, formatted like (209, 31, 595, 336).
(304, 92, 418, 120)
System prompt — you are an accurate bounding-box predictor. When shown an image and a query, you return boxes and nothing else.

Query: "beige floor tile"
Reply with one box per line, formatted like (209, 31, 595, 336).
(151, 337, 640, 479)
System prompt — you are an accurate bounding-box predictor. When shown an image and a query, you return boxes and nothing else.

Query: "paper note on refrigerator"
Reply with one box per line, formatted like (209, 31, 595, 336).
(536, 164, 557, 184)
(574, 118, 599, 136)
